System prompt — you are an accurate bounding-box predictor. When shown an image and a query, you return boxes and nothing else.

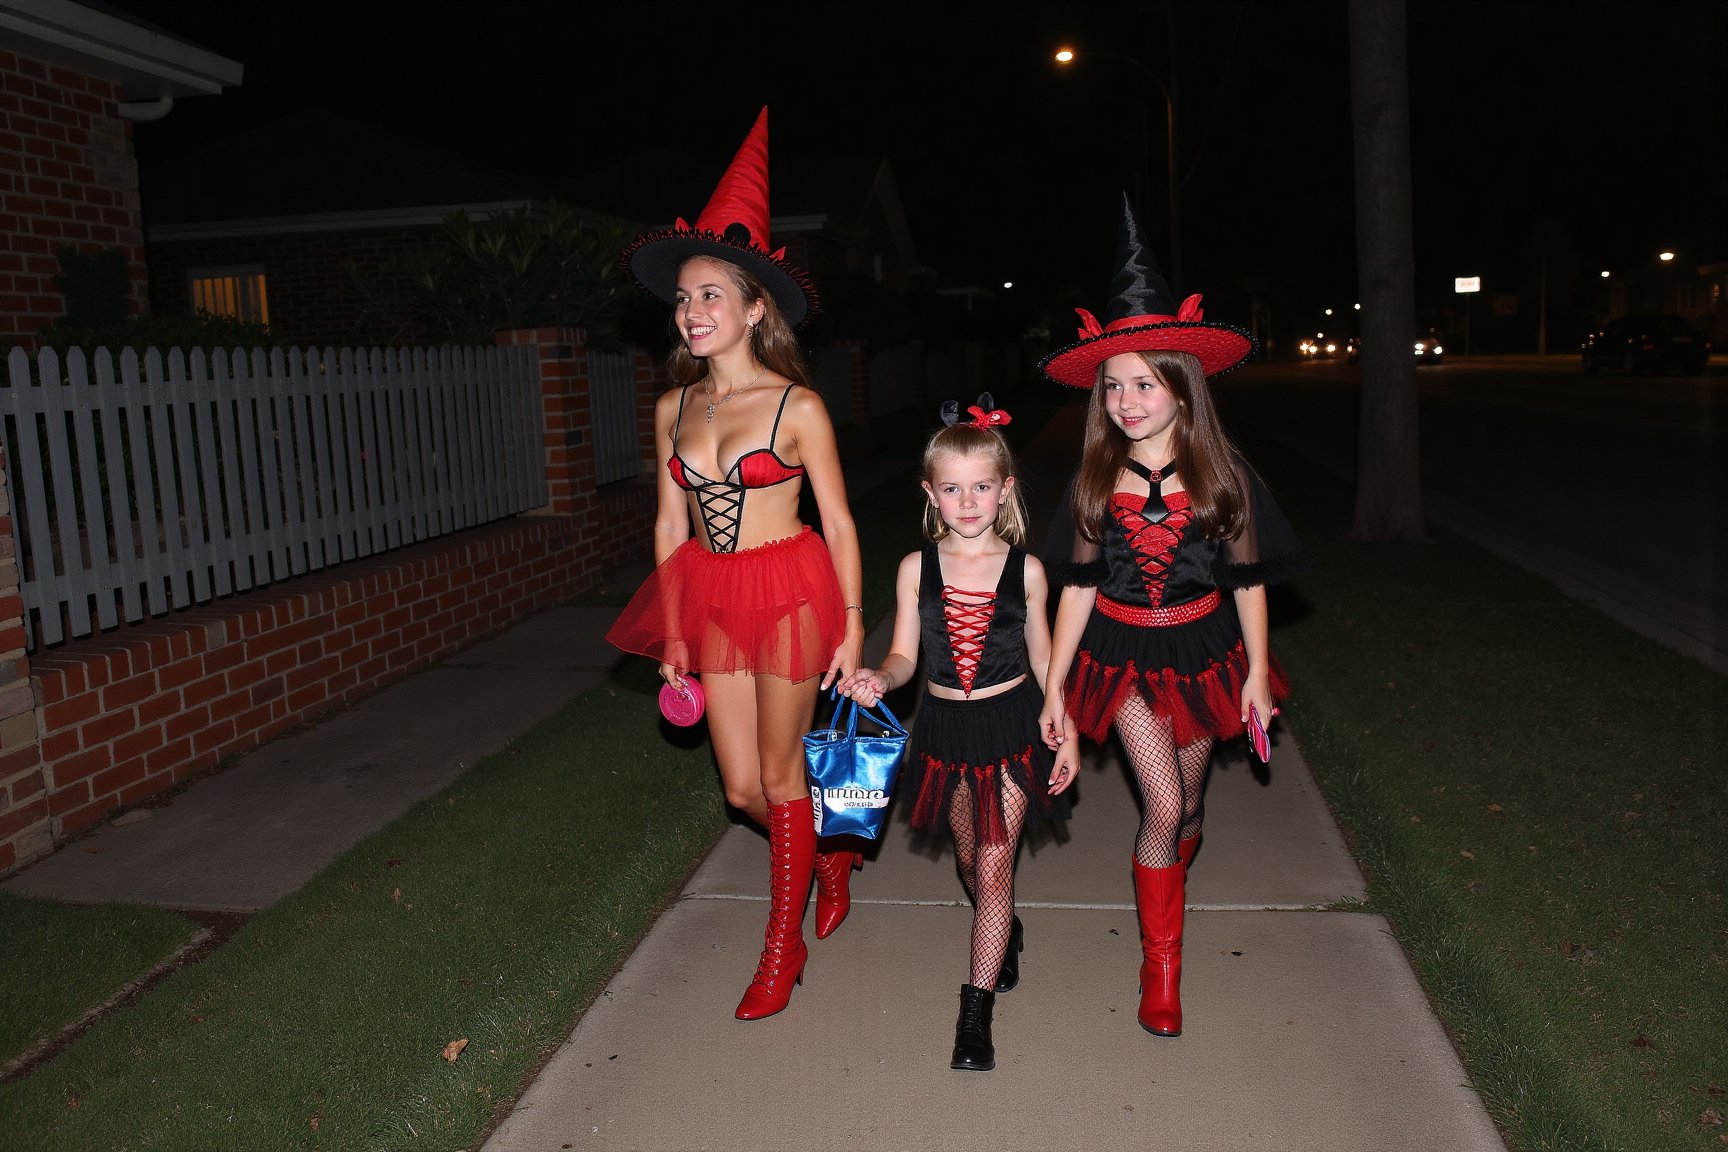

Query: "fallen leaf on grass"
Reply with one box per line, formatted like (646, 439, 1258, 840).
(1702, 1110, 1723, 1127)
(392, 888, 402, 902)
(1709, 1086, 1726, 1098)
(1631, 1034, 1653, 1049)
(1487, 803, 1503, 813)
(442, 1038, 469, 1062)
(1460, 849, 1475, 859)
(1559, 939, 1576, 956)
(309, 1114, 321, 1131)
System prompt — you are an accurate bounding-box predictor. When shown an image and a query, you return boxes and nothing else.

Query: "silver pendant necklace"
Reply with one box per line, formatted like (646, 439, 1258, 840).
(703, 366, 766, 423)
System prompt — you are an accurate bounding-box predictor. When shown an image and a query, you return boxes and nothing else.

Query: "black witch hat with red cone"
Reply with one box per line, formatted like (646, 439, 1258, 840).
(621, 107, 818, 328)
(1039, 193, 1254, 386)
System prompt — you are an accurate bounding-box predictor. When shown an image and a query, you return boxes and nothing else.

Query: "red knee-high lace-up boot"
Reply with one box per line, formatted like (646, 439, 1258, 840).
(811, 846, 862, 939)
(735, 796, 817, 1020)
(1132, 859, 1185, 1036)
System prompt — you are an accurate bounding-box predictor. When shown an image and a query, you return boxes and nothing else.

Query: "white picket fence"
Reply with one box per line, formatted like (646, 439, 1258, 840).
(2, 343, 548, 649)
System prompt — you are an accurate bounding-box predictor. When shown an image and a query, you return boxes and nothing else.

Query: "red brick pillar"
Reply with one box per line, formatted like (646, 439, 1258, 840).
(495, 327, 594, 521)
(0, 426, 48, 874)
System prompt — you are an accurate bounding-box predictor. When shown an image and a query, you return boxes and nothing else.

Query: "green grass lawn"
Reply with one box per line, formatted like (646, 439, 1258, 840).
(0, 895, 201, 1072)
(1245, 427, 1727, 1152)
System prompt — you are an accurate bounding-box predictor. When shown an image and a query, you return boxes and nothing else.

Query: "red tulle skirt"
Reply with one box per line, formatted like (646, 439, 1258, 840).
(1064, 598, 1290, 748)
(605, 527, 845, 682)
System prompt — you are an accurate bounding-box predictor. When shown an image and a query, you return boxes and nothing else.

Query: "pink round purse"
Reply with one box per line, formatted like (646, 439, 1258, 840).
(658, 677, 705, 727)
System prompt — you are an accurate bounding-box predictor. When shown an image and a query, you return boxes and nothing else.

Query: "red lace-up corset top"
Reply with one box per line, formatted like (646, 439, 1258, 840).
(916, 545, 1029, 696)
(667, 383, 804, 553)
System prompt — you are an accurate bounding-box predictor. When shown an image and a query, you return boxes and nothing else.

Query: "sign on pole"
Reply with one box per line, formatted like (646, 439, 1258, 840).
(1455, 276, 1480, 293)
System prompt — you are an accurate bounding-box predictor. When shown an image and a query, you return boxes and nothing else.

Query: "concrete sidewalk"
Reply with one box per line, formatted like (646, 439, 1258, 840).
(479, 684, 1503, 1151)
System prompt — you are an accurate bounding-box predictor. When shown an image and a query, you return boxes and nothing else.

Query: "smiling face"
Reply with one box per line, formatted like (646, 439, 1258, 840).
(922, 448, 1013, 541)
(674, 256, 765, 357)
(1101, 352, 1181, 453)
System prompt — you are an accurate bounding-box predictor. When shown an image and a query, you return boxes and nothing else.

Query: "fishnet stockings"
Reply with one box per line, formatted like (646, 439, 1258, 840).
(1115, 692, 1214, 867)
(948, 777, 1029, 989)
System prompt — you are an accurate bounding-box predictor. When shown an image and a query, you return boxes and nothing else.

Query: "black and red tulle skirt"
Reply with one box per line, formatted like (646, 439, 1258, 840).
(901, 679, 1071, 847)
(605, 527, 845, 683)
(1064, 593, 1289, 748)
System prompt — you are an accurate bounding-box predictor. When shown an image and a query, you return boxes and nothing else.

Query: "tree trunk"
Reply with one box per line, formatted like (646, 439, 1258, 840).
(1347, 0, 1426, 541)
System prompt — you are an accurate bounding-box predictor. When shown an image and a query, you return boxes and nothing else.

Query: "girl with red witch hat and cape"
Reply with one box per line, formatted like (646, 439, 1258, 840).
(606, 108, 866, 1020)
(1038, 195, 1312, 1038)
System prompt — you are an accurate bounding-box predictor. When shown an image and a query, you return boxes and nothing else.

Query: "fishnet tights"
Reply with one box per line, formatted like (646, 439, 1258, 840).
(1115, 692, 1214, 867)
(948, 777, 1029, 989)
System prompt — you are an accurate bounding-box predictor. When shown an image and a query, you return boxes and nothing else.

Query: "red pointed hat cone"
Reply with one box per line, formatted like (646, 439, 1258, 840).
(622, 107, 818, 327)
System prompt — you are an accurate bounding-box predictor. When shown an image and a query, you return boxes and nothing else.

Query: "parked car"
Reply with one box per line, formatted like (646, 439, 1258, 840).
(1581, 314, 1712, 375)
(1343, 329, 1446, 364)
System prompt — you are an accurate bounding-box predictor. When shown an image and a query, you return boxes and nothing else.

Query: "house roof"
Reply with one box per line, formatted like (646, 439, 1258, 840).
(141, 106, 562, 229)
(0, 0, 242, 98)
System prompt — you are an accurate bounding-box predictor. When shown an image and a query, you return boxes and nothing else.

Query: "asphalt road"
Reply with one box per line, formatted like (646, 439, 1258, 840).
(1212, 353, 1727, 670)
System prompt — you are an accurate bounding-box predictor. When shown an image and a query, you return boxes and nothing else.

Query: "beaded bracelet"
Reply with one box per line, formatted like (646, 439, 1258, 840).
(845, 604, 864, 614)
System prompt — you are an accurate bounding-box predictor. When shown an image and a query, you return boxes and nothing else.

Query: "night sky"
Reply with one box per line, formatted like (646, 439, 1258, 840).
(117, 0, 1725, 340)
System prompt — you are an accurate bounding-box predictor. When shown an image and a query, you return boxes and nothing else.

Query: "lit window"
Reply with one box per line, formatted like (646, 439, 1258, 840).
(189, 265, 269, 325)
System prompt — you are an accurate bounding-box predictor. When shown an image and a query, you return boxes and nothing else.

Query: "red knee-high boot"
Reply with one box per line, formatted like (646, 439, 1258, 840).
(736, 796, 817, 1020)
(812, 845, 862, 939)
(1132, 860, 1185, 1036)
(1176, 834, 1200, 873)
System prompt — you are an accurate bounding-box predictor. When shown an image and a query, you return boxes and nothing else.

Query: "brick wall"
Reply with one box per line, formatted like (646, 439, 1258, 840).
(147, 226, 447, 347)
(24, 515, 590, 849)
(0, 326, 661, 875)
(0, 49, 148, 351)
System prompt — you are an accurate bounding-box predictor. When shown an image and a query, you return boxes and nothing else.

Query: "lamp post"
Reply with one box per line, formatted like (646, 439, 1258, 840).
(1055, 40, 1181, 290)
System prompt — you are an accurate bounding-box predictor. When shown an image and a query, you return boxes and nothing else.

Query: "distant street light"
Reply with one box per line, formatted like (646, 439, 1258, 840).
(1055, 35, 1181, 290)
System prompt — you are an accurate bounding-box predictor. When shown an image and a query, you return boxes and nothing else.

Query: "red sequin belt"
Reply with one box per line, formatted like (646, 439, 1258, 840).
(1095, 588, 1220, 627)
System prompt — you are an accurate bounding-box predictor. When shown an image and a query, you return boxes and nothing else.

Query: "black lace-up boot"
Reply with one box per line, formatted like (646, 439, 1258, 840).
(992, 915, 1024, 993)
(949, 983, 996, 1071)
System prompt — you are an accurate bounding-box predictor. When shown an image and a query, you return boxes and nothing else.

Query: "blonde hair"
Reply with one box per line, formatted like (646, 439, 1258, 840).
(919, 423, 1029, 545)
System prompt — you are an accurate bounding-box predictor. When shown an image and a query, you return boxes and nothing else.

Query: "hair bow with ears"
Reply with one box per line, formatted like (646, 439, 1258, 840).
(940, 392, 1013, 429)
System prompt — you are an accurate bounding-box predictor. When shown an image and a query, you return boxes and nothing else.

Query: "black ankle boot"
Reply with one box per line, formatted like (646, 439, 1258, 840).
(993, 916, 1024, 993)
(950, 983, 996, 1071)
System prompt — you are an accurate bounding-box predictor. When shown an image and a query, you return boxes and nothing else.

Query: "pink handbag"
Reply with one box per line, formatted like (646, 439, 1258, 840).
(658, 677, 705, 727)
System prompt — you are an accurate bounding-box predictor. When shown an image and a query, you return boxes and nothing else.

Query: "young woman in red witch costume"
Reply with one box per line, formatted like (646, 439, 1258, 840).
(1038, 196, 1311, 1038)
(838, 396, 1075, 1071)
(606, 108, 866, 1020)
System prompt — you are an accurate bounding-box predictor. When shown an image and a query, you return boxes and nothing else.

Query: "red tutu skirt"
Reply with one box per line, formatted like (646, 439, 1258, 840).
(1064, 594, 1290, 748)
(605, 527, 845, 682)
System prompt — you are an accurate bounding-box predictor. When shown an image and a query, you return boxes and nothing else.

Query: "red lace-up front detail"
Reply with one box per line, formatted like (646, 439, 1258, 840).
(1111, 499, 1194, 606)
(942, 585, 998, 696)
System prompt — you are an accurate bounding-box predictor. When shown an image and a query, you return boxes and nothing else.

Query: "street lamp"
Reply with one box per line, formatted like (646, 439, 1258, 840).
(1055, 42, 1181, 290)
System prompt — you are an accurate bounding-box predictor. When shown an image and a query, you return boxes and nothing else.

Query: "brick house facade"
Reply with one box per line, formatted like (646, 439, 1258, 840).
(0, 0, 241, 350)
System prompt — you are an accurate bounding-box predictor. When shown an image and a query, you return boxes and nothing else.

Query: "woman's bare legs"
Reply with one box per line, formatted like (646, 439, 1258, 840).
(704, 669, 823, 1020)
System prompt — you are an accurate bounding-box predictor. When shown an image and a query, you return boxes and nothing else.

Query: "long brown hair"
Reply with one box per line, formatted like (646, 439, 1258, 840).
(666, 257, 812, 389)
(1071, 349, 1244, 542)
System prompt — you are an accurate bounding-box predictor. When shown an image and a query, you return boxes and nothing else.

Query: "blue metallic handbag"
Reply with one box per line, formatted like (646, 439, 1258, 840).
(803, 693, 908, 840)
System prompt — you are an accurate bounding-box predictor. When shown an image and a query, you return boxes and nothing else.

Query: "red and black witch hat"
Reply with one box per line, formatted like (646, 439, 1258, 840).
(621, 107, 818, 327)
(1039, 193, 1254, 386)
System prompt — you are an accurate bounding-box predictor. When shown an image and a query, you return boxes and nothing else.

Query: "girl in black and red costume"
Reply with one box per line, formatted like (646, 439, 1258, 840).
(1038, 196, 1311, 1038)
(838, 399, 1076, 1072)
(607, 109, 866, 1021)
